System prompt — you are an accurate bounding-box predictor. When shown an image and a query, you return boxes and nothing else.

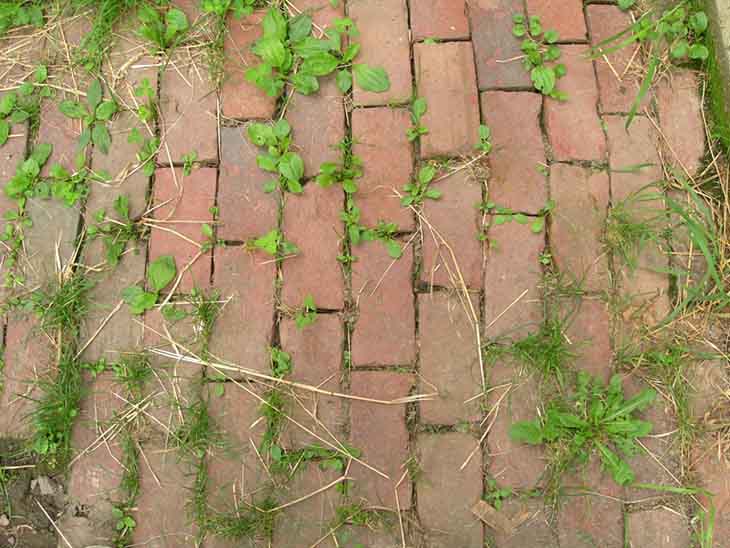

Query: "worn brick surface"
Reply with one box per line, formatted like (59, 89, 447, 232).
(688, 356, 727, 421)
(587, 5, 645, 114)
(694, 443, 730, 548)
(421, 170, 483, 289)
(288, 75, 345, 178)
(545, 46, 606, 161)
(351, 107, 414, 229)
(469, 0, 532, 90)
(218, 126, 279, 241)
(351, 240, 414, 366)
(0, 106, 26, 182)
(345, 528, 402, 547)
(149, 167, 215, 293)
(657, 70, 706, 177)
(487, 361, 546, 489)
(132, 447, 197, 546)
(490, 499, 558, 547)
(557, 459, 624, 548)
(484, 222, 544, 340)
(296, 0, 343, 28)
(350, 371, 413, 508)
(410, 0, 470, 41)
(279, 315, 344, 449)
(564, 298, 613, 382)
(526, 0, 587, 42)
(350, 0, 411, 106)
(0, 314, 54, 438)
(417, 433, 483, 547)
(208, 246, 275, 375)
(605, 115, 662, 201)
(222, 11, 277, 120)
(549, 163, 610, 290)
(626, 509, 690, 548)
(418, 293, 481, 424)
(481, 91, 547, 214)
(414, 42, 481, 158)
(282, 185, 344, 310)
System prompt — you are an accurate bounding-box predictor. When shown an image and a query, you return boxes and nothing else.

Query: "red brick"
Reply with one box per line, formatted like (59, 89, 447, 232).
(350, 0, 412, 106)
(694, 443, 730, 547)
(605, 116, 662, 202)
(0, 316, 53, 438)
(159, 52, 217, 163)
(469, 0, 532, 90)
(149, 167, 215, 293)
(481, 91, 547, 214)
(491, 499, 558, 547)
(0, 105, 26, 182)
(549, 163, 610, 291)
(218, 126, 279, 241)
(545, 46, 606, 161)
(410, 0, 470, 41)
(414, 42, 481, 158)
(421, 170, 483, 289)
(351, 240, 415, 366)
(688, 356, 726, 421)
(487, 361, 546, 489)
(345, 528, 402, 547)
(419, 293, 481, 424)
(587, 5, 645, 114)
(557, 459, 624, 548)
(484, 222, 543, 340)
(208, 246, 275, 375)
(288, 76, 345, 178)
(132, 447, 197, 546)
(222, 11, 277, 120)
(350, 371, 413, 508)
(564, 298, 612, 382)
(296, 0, 343, 28)
(626, 509, 690, 548)
(417, 433, 483, 547)
(657, 70, 705, 177)
(279, 315, 344, 449)
(526, 0, 587, 42)
(282, 187, 344, 310)
(351, 107, 414, 230)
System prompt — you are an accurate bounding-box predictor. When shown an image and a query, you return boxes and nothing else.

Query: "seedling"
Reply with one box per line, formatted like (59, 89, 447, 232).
(246, 7, 389, 97)
(366, 221, 403, 259)
(270, 347, 293, 378)
(122, 255, 177, 314)
(175, 399, 225, 459)
(316, 138, 363, 194)
(484, 478, 513, 510)
(247, 120, 305, 193)
(161, 288, 222, 356)
(137, 4, 189, 51)
(481, 199, 555, 235)
(0, 2, 43, 36)
(294, 294, 317, 329)
(112, 506, 137, 539)
(182, 151, 198, 176)
(401, 164, 441, 207)
(512, 14, 567, 99)
(510, 316, 573, 386)
(340, 199, 403, 259)
(510, 372, 656, 486)
(133, 77, 157, 125)
(4, 142, 52, 202)
(406, 97, 428, 142)
(128, 130, 160, 177)
(618, 0, 635, 10)
(201, 0, 255, 17)
(88, 195, 145, 266)
(476, 124, 492, 154)
(0, 65, 48, 146)
(59, 79, 117, 155)
(245, 229, 299, 257)
(111, 353, 152, 400)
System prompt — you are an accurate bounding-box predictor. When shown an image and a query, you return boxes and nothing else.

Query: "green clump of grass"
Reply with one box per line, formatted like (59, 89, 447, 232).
(174, 398, 225, 459)
(26, 273, 94, 337)
(510, 316, 575, 386)
(111, 352, 152, 400)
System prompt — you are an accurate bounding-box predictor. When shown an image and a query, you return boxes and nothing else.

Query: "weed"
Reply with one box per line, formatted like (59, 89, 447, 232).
(137, 3, 189, 52)
(0, 1, 44, 36)
(88, 195, 146, 267)
(122, 255, 177, 314)
(111, 352, 152, 400)
(27, 273, 93, 337)
(512, 14, 566, 99)
(244, 228, 299, 257)
(294, 295, 317, 329)
(510, 316, 574, 386)
(481, 199, 555, 236)
(200, 0, 255, 18)
(484, 478, 513, 510)
(316, 138, 363, 194)
(401, 164, 441, 207)
(0, 65, 48, 146)
(162, 288, 222, 355)
(59, 79, 117, 155)
(175, 399, 225, 459)
(618, 0, 635, 11)
(182, 151, 198, 176)
(247, 120, 305, 193)
(406, 97, 428, 142)
(475, 123, 492, 154)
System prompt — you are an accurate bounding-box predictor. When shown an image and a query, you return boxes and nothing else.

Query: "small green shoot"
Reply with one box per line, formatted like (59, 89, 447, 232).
(88, 195, 145, 267)
(316, 138, 363, 194)
(401, 164, 441, 207)
(122, 255, 177, 314)
(201, 0, 255, 18)
(245, 228, 299, 257)
(59, 79, 117, 154)
(406, 97, 428, 142)
(294, 295, 317, 329)
(512, 14, 566, 99)
(476, 124, 492, 154)
(137, 4, 189, 51)
(247, 120, 305, 193)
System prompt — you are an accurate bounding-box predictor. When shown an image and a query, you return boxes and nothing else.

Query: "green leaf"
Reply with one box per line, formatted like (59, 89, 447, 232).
(95, 101, 117, 121)
(544, 29, 559, 43)
(59, 100, 88, 119)
(122, 286, 157, 314)
(291, 72, 319, 95)
(165, 8, 189, 37)
(412, 97, 427, 120)
(384, 238, 402, 259)
(597, 442, 634, 485)
(292, 37, 332, 59)
(8, 110, 29, 124)
(253, 38, 288, 68)
(0, 92, 16, 117)
(31, 143, 53, 166)
(247, 122, 274, 146)
(512, 23, 526, 38)
(336, 69, 352, 93)
(626, 55, 658, 129)
(288, 14, 312, 42)
(343, 43, 360, 63)
(418, 165, 437, 184)
(301, 53, 340, 76)
(87, 79, 103, 110)
(92, 124, 112, 154)
(531, 218, 545, 233)
(688, 43, 709, 61)
(509, 421, 543, 445)
(353, 64, 390, 92)
(147, 255, 177, 292)
(262, 7, 287, 41)
(0, 120, 9, 146)
(689, 12, 708, 34)
(278, 152, 304, 182)
(35, 65, 48, 83)
(273, 119, 291, 139)
(257, 154, 278, 172)
(531, 65, 556, 95)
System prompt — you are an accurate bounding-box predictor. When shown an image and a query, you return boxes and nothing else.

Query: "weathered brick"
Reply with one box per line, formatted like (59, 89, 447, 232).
(0, 105, 26, 182)
(0, 316, 53, 438)
(296, 0, 344, 28)
(688, 356, 727, 421)
(149, 167, 215, 293)
(410, 0, 470, 41)
(564, 298, 613, 382)
(132, 446, 197, 546)
(350, 0, 412, 106)
(605, 116, 662, 202)
(557, 459, 624, 548)
(421, 170, 483, 289)
(281, 185, 344, 310)
(489, 498, 558, 547)
(694, 442, 730, 547)
(279, 315, 344, 449)
(351, 240, 414, 366)
(417, 433, 483, 547)
(414, 42, 481, 158)
(545, 45, 606, 161)
(587, 5, 645, 114)
(208, 245, 275, 375)
(351, 107, 414, 230)
(487, 361, 546, 489)
(481, 91, 547, 214)
(274, 467, 340, 547)
(526, 0, 587, 42)
(350, 371, 413, 508)
(484, 222, 543, 341)
(549, 163, 610, 291)
(626, 509, 690, 548)
(418, 292, 481, 424)
(288, 75, 345, 178)
(656, 70, 705, 177)
(345, 528, 403, 547)
(221, 11, 277, 120)
(218, 126, 279, 241)
(159, 51, 217, 163)
(469, 0, 532, 90)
